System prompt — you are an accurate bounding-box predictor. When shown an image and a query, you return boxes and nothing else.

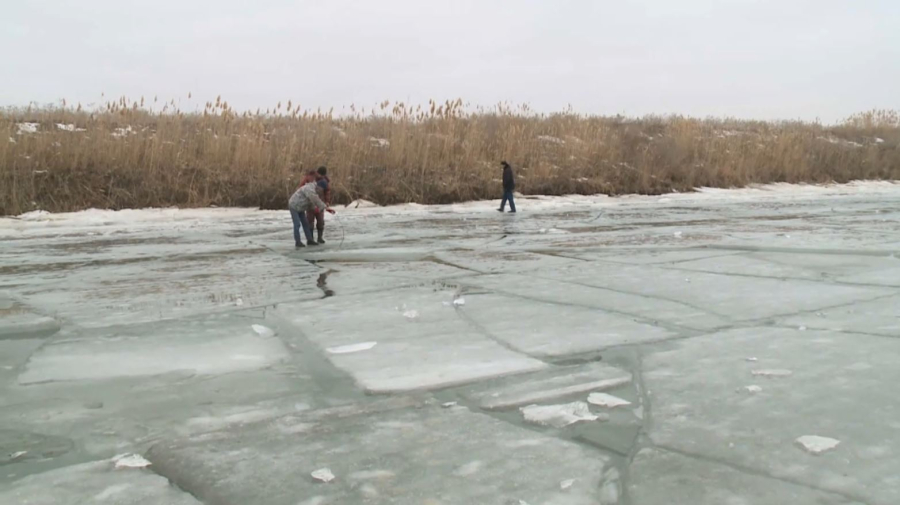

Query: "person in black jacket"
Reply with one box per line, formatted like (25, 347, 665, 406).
(498, 161, 517, 213)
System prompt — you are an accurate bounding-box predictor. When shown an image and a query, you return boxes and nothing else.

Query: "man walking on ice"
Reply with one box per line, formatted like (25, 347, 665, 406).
(289, 179, 334, 248)
(498, 161, 517, 213)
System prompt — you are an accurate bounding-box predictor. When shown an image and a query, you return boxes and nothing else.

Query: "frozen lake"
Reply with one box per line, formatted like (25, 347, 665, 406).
(1, 182, 899, 505)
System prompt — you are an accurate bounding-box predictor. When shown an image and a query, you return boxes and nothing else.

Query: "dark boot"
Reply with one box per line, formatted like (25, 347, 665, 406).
(317, 230, 325, 244)
(295, 242, 305, 248)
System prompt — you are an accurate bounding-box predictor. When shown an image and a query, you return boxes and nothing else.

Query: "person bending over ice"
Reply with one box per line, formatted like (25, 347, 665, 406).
(307, 166, 331, 244)
(288, 179, 335, 248)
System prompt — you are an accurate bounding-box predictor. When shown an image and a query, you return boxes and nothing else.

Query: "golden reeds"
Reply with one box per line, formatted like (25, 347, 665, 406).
(1, 99, 898, 215)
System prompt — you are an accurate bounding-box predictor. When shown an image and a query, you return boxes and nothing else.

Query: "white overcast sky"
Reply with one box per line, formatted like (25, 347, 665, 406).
(2, 0, 898, 122)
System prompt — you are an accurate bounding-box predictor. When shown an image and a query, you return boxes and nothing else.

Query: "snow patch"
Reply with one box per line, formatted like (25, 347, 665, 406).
(16, 123, 40, 135)
(537, 135, 565, 145)
(368, 137, 390, 148)
(251, 324, 274, 338)
(112, 453, 151, 469)
(55, 123, 84, 132)
(402, 309, 419, 320)
(452, 296, 466, 307)
(311, 468, 336, 483)
(326, 341, 377, 354)
(112, 126, 135, 138)
(521, 401, 605, 428)
(796, 435, 840, 454)
(587, 392, 631, 408)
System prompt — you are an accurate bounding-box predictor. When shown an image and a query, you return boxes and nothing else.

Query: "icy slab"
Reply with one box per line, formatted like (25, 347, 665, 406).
(673, 250, 900, 284)
(0, 429, 74, 465)
(434, 250, 579, 274)
(462, 362, 631, 410)
(796, 435, 841, 455)
(460, 293, 677, 356)
(326, 341, 377, 354)
(0, 460, 201, 505)
(783, 294, 900, 337)
(643, 326, 900, 504)
(839, 263, 900, 287)
(18, 315, 290, 384)
(573, 249, 744, 265)
(540, 260, 890, 322)
(0, 339, 42, 387)
(148, 402, 611, 505)
(12, 245, 322, 328)
(628, 448, 853, 505)
(461, 274, 731, 331)
(2, 182, 899, 500)
(751, 369, 793, 378)
(521, 401, 605, 427)
(587, 392, 631, 408)
(0, 296, 60, 340)
(278, 289, 546, 393)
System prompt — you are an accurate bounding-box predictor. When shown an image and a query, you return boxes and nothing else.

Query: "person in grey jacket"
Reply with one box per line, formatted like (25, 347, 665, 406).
(288, 179, 334, 247)
(498, 161, 517, 213)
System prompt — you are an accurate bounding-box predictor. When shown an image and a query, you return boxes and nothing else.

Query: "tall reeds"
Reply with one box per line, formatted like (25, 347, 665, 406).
(1, 98, 897, 215)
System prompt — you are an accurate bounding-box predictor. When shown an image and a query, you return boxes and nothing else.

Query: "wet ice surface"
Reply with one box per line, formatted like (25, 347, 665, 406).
(1, 182, 899, 504)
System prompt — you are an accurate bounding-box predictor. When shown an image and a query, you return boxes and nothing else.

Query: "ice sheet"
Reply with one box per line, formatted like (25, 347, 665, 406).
(1, 181, 898, 504)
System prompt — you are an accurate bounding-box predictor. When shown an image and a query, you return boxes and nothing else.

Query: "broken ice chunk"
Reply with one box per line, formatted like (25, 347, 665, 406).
(311, 468, 336, 483)
(112, 453, 151, 469)
(745, 357, 758, 362)
(251, 324, 275, 338)
(751, 369, 793, 378)
(795, 435, 840, 455)
(441, 401, 458, 408)
(521, 402, 606, 428)
(452, 296, 466, 307)
(587, 392, 631, 408)
(326, 341, 377, 354)
(402, 309, 419, 320)
(560, 478, 575, 490)
(9, 451, 27, 461)
(744, 385, 762, 394)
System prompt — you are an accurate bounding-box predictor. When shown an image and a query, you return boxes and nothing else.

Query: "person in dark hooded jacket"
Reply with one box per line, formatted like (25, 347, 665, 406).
(498, 161, 517, 213)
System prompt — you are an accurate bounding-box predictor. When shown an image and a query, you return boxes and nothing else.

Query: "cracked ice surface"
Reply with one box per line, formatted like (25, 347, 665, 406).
(1, 181, 899, 504)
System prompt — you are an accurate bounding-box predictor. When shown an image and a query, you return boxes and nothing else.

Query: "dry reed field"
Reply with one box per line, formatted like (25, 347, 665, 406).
(1, 97, 898, 216)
